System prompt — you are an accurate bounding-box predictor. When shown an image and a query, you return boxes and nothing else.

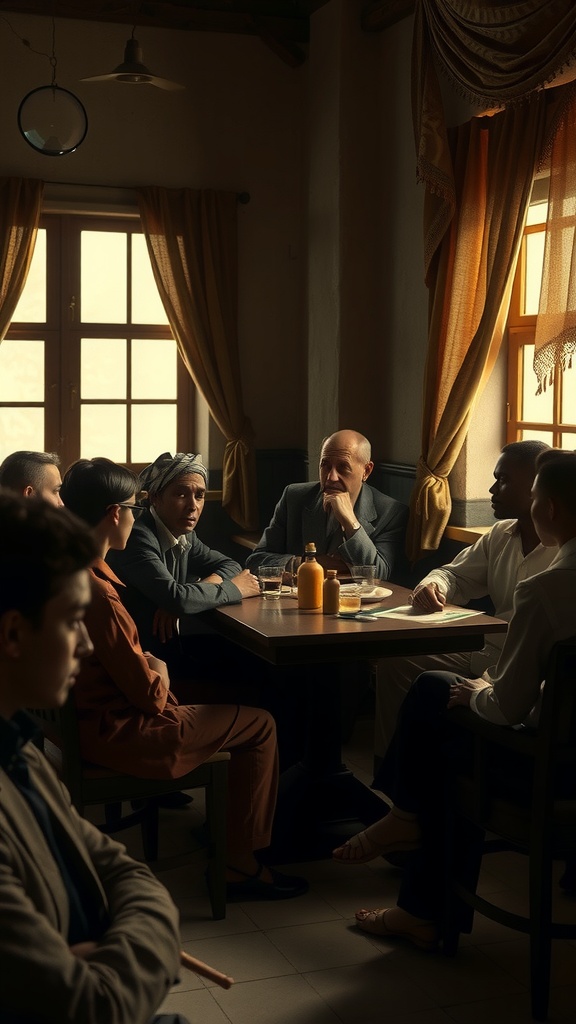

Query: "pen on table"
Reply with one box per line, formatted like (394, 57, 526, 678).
(180, 950, 234, 989)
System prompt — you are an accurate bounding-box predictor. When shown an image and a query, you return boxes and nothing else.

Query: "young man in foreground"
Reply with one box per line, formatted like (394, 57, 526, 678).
(0, 492, 187, 1024)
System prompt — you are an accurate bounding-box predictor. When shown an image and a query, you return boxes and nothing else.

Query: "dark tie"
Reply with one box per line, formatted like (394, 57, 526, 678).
(171, 543, 186, 584)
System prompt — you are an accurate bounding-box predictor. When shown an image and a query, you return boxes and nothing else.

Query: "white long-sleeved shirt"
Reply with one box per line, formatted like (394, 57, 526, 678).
(470, 537, 576, 726)
(419, 520, 556, 673)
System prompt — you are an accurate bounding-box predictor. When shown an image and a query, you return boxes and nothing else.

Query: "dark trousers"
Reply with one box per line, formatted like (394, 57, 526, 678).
(376, 670, 482, 921)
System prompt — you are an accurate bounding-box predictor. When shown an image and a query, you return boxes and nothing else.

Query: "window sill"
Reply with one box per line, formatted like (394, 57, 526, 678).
(444, 525, 492, 545)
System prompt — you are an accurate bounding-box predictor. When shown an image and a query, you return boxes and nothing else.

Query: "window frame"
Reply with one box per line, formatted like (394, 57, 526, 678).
(3, 211, 196, 471)
(506, 210, 576, 449)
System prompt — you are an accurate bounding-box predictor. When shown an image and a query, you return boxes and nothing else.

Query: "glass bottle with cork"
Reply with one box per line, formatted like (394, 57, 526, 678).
(297, 542, 324, 609)
(322, 569, 340, 614)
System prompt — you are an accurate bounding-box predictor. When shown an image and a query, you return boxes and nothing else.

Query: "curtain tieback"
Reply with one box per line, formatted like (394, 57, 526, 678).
(414, 458, 449, 519)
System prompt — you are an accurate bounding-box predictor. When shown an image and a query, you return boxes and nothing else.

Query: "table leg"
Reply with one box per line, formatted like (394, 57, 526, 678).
(265, 673, 389, 862)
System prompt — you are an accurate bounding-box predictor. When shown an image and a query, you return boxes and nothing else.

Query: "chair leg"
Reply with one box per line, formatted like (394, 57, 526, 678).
(104, 801, 123, 828)
(140, 802, 160, 861)
(204, 762, 228, 920)
(529, 835, 553, 1022)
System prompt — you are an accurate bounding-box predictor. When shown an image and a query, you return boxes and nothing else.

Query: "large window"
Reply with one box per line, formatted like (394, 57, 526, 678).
(0, 214, 195, 469)
(507, 191, 576, 449)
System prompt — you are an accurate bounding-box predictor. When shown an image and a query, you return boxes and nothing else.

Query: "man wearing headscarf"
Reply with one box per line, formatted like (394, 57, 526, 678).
(107, 452, 260, 685)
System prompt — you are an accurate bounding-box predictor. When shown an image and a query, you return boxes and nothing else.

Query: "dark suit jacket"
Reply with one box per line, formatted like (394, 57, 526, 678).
(107, 509, 242, 652)
(245, 481, 408, 581)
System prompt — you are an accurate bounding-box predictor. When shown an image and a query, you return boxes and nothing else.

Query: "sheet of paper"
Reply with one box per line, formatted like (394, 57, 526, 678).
(361, 605, 483, 623)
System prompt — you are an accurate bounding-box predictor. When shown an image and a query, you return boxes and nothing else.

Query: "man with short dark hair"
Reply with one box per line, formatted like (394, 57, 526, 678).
(374, 440, 556, 762)
(0, 492, 187, 1024)
(0, 449, 63, 506)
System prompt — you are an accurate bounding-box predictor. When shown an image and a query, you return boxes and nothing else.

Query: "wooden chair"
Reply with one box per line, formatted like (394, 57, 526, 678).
(27, 696, 230, 920)
(442, 636, 576, 1021)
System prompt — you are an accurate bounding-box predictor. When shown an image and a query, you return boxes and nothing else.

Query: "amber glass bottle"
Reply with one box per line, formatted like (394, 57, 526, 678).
(322, 569, 340, 614)
(297, 542, 324, 609)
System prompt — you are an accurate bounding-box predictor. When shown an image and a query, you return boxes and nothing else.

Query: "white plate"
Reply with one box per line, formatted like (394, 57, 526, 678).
(339, 584, 393, 603)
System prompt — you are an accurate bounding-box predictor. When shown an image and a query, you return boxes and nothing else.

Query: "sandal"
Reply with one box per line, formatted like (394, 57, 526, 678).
(332, 819, 421, 865)
(355, 908, 438, 951)
(225, 864, 309, 902)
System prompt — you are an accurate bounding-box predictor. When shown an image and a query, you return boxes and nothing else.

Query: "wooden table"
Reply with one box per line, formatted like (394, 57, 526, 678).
(213, 582, 506, 666)
(212, 583, 507, 859)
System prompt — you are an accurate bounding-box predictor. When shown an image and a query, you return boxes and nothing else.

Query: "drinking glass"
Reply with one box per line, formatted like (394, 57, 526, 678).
(350, 565, 376, 594)
(257, 565, 284, 600)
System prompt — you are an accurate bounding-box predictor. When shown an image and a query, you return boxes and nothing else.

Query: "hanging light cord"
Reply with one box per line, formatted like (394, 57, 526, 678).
(1, 14, 59, 85)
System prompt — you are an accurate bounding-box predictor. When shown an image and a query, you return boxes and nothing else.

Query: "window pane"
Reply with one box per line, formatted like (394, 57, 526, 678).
(131, 235, 169, 325)
(524, 231, 545, 315)
(81, 231, 127, 323)
(0, 407, 44, 459)
(521, 429, 554, 445)
(560, 434, 576, 450)
(131, 405, 176, 463)
(81, 338, 127, 399)
(522, 344, 553, 422)
(561, 366, 576, 423)
(81, 405, 126, 462)
(132, 338, 177, 398)
(11, 229, 46, 323)
(526, 200, 547, 227)
(0, 339, 44, 401)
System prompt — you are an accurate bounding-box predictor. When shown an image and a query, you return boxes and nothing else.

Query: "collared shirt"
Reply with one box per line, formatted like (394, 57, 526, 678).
(470, 536, 576, 726)
(150, 505, 190, 556)
(420, 518, 556, 637)
(150, 506, 190, 584)
(0, 710, 39, 772)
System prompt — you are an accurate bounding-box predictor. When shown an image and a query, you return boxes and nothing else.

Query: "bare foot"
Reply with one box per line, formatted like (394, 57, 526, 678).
(355, 906, 438, 950)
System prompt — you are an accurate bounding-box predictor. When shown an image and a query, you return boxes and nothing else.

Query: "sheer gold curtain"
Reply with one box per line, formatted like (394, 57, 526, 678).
(0, 178, 43, 343)
(408, 0, 576, 560)
(137, 186, 257, 531)
(534, 90, 576, 393)
(406, 98, 548, 561)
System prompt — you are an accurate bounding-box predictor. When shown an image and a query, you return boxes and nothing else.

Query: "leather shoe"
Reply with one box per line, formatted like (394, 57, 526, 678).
(226, 864, 308, 902)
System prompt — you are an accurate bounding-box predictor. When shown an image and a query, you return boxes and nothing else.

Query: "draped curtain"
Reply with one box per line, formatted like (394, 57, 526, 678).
(408, 0, 576, 560)
(406, 98, 548, 560)
(0, 177, 43, 344)
(534, 92, 576, 393)
(137, 186, 257, 531)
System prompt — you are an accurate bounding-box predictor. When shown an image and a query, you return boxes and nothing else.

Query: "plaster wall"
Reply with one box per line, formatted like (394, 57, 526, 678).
(0, 13, 307, 466)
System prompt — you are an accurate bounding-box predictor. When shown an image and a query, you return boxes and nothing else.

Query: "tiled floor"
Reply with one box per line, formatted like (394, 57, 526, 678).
(109, 717, 576, 1024)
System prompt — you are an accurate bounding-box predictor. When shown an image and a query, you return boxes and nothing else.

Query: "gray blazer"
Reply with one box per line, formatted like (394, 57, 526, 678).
(0, 739, 180, 1024)
(107, 509, 242, 651)
(246, 481, 408, 581)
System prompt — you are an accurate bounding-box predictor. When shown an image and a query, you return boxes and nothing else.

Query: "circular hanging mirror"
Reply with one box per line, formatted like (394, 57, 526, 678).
(18, 85, 88, 156)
